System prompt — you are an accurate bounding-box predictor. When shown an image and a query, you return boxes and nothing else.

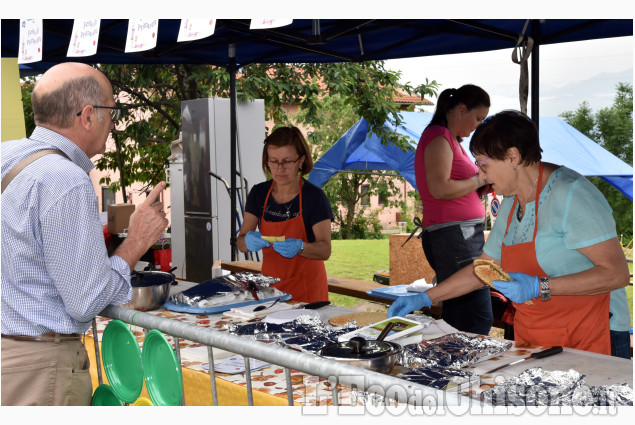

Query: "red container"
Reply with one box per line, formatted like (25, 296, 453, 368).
(153, 248, 172, 272)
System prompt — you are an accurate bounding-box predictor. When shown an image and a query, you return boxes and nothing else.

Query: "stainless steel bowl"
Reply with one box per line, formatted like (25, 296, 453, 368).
(121, 271, 174, 311)
(318, 337, 402, 374)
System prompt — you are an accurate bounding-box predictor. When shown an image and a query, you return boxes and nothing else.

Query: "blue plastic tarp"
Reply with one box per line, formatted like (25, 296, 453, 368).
(308, 112, 633, 200)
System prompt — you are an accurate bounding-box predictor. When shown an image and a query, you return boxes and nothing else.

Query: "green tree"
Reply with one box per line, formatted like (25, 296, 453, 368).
(298, 91, 436, 239)
(559, 82, 633, 242)
(21, 62, 435, 200)
(20, 77, 36, 136)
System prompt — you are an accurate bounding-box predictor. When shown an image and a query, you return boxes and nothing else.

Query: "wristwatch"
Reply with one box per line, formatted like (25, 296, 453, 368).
(298, 241, 304, 256)
(539, 277, 551, 301)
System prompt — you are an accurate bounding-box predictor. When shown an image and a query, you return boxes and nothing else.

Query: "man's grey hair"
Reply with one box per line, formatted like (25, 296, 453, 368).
(33, 74, 103, 129)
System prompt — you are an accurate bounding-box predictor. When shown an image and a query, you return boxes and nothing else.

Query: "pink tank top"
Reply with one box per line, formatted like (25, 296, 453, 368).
(414, 125, 485, 227)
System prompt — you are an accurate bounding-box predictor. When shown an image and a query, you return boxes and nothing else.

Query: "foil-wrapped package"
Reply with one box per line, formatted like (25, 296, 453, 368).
(350, 388, 388, 407)
(397, 366, 479, 391)
(227, 316, 358, 354)
(222, 272, 280, 292)
(401, 333, 512, 370)
(586, 383, 633, 406)
(169, 278, 233, 306)
(169, 275, 283, 308)
(482, 367, 633, 406)
(404, 313, 436, 327)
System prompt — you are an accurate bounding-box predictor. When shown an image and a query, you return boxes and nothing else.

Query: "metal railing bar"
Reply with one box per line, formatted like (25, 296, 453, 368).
(91, 318, 104, 386)
(284, 368, 294, 406)
(101, 305, 478, 407)
(171, 334, 185, 406)
(207, 346, 219, 406)
(244, 356, 254, 406)
(331, 379, 339, 407)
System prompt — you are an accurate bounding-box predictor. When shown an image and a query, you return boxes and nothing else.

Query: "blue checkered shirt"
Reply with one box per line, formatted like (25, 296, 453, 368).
(1, 127, 132, 336)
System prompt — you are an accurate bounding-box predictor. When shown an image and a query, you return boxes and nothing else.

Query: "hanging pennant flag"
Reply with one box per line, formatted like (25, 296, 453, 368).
(249, 19, 293, 30)
(125, 18, 159, 53)
(18, 19, 43, 64)
(177, 19, 216, 42)
(67, 19, 100, 57)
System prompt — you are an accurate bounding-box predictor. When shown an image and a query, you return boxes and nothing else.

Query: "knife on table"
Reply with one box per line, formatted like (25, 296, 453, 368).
(485, 346, 563, 374)
(294, 301, 331, 309)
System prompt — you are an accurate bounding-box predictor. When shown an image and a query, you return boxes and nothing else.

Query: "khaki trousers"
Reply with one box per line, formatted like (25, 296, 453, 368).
(1, 337, 92, 406)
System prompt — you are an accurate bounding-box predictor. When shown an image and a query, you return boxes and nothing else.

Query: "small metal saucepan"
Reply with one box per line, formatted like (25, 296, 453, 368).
(317, 336, 402, 374)
(121, 270, 175, 311)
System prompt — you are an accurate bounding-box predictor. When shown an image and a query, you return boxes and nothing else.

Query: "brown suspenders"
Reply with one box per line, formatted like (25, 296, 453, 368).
(1, 149, 69, 194)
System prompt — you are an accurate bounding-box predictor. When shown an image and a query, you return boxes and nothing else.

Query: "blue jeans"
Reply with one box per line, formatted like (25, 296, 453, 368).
(610, 330, 631, 359)
(421, 222, 493, 335)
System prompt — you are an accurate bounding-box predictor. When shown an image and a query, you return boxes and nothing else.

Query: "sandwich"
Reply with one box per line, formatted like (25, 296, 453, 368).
(473, 259, 512, 288)
(473, 259, 534, 304)
(261, 235, 285, 243)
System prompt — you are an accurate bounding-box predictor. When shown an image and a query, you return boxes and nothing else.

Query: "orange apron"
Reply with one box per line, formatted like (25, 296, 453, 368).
(260, 179, 329, 303)
(501, 163, 610, 354)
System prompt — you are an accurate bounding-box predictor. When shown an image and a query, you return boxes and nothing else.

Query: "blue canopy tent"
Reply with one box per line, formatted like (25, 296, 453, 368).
(308, 111, 633, 200)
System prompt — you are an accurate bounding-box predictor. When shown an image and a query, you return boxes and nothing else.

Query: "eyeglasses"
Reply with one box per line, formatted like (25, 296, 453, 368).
(475, 156, 490, 172)
(76, 105, 122, 122)
(267, 157, 302, 170)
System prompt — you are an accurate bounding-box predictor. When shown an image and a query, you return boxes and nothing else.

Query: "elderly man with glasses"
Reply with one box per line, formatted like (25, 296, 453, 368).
(1, 62, 169, 405)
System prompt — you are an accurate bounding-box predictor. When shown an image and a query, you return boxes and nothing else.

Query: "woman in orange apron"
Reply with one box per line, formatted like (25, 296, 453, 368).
(237, 127, 333, 303)
(498, 162, 610, 353)
(388, 111, 629, 355)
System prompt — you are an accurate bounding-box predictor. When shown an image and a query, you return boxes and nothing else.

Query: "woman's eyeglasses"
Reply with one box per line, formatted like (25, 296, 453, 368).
(267, 157, 302, 170)
(76, 105, 122, 122)
(475, 156, 490, 172)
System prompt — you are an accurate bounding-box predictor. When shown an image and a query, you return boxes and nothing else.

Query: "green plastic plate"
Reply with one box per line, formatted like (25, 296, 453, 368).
(91, 384, 124, 406)
(142, 329, 183, 406)
(101, 319, 143, 403)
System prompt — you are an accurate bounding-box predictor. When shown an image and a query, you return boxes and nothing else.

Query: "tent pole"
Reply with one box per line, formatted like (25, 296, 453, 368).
(530, 19, 540, 129)
(229, 44, 238, 261)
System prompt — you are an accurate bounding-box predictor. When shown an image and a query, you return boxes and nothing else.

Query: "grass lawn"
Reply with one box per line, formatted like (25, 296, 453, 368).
(326, 239, 634, 328)
(325, 239, 390, 281)
(325, 239, 390, 309)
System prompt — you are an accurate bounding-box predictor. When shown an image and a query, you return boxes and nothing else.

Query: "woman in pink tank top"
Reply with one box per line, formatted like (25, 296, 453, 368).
(413, 84, 493, 335)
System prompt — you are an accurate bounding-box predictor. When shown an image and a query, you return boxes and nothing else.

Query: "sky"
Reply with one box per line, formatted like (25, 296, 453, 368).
(385, 36, 633, 117)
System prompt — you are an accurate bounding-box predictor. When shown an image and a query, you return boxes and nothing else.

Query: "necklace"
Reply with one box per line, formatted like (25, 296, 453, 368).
(516, 172, 540, 221)
(265, 196, 297, 220)
(282, 198, 295, 219)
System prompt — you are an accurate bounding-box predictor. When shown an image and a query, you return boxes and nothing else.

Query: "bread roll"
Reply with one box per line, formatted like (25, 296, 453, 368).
(261, 235, 285, 243)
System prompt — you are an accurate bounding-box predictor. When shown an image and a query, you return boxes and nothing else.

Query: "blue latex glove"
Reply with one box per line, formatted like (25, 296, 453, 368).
(245, 231, 270, 252)
(387, 292, 432, 318)
(273, 238, 303, 258)
(493, 272, 540, 304)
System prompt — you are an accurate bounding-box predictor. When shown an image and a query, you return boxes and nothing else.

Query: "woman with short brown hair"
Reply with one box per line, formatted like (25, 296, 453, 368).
(237, 126, 333, 302)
